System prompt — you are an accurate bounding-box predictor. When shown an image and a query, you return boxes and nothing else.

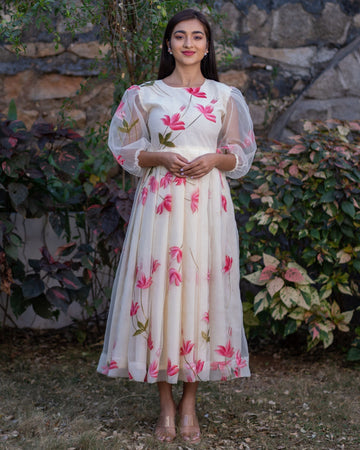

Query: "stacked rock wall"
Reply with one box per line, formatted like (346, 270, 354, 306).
(0, 1, 359, 140)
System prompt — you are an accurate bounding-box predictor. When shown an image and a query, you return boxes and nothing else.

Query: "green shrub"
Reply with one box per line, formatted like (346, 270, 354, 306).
(236, 120, 360, 351)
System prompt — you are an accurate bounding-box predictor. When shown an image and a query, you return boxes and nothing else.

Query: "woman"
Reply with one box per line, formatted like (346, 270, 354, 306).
(97, 8, 256, 443)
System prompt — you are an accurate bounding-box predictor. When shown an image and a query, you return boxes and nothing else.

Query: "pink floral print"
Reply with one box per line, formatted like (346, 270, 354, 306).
(127, 85, 140, 90)
(116, 154, 125, 165)
(191, 188, 199, 213)
(136, 274, 152, 289)
(148, 360, 159, 378)
(195, 104, 216, 123)
(115, 101, 125, 119)
(161, 113, 185, 130)
(222, 255, 233, 273)
(151, 259, 160, 274)
(141, 187, 148, 205)
(202, 311, 209, 323)
(160, 172, 173, 188)
(130, 301, 139, 316)
(169, 268, 182, 286)
(169, 246, 182, 263)
(185, 87, 207, 98)
(147, 331, 154, 350)
(148, 175, 159, 192)
(167, 359, 180, 376)
(173, 176, 186, 186)
(180, 339, 194, 356)
(156, 195, 172, 214)
(215, 339, 234, 358)
(221, 195, 227, 212)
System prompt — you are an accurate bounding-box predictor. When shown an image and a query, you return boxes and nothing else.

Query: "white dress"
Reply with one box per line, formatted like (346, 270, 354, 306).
(97, 79, 256, 383)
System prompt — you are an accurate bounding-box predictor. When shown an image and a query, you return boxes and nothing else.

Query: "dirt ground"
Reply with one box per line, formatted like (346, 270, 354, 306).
(0, 328, 359, 450)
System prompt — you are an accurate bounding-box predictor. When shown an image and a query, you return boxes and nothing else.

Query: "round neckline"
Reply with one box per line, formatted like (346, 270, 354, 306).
(158, 79, 208, 90)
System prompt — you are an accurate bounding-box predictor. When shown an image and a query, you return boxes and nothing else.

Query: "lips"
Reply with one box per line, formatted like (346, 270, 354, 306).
(182, 51, 195, 56)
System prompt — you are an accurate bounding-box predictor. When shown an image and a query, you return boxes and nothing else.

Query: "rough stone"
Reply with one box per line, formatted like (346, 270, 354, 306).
(18, 109, 39, 129)
(249, 46, 316, 67)
(219, 70, 249, 90)
(311, 47, 338, 66)
(3, 70, 36, 103)
(68, 109, 87, 128)
(29, 74, 84, 101)
(242, 4, 267, 33)
(270, 4, 316, 47)
(5, 42, 65, 58)
(306, 49, 360, 100)
(217, 1, 241, 36)
(248, 103, 266, 128)
(317, 3, 350, 45)
(68, 42, 111, 59)
(354, 14, 360, 28)
(288, 98, 360, 133)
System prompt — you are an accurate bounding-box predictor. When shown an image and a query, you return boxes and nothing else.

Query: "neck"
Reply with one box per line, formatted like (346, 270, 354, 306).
(166, 66, 205, 87)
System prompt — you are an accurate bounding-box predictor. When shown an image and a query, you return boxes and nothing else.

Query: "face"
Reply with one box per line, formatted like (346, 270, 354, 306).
(168, 19, 208, 67)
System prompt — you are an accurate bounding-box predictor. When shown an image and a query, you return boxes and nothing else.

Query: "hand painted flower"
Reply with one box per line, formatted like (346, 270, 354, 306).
(210, 98, 218, 104)
(169, 246, 182, 263)
(141, 187, 148, 205)
(115, 101, 125, 119)
(167, 358, 179, 376)
(242, 130, 255, 148)
(195, 104, 216, 123)
(234, 367, 241, 378)
(136, 274, 153, 289)
(109, 360, 118, 370)
(180, 339, 194, 356)
(235, 350, 247, 368)
(202, 311, 209, 323)
(130, 301, 139, 316)
(187, 374, 195, 382)
(128, 371, 133, 380)
(161, 113, 185, 130)
(215, 339, 234, 358)
(147, 331, 154, 350)
(169, 267, 182, 286)
(156, 195, 172, 214)
(101, 365, 109, 375)
(160, 172, 173, 188)
(221, 375, 228, 381)
(185, 87, 207, 98)
(174, 176, 186, 186)
(195, 360, 204, 374)
(148, 175, 159, 193)
(151, 258, 160, 274)
(116, 154, 125, 165)
(191, 188, 199, 213)
(148, 360, 159, 378)
(222, 255, 233, 273)
(221, 195, 227, 212)
(127, 85, 140, 90)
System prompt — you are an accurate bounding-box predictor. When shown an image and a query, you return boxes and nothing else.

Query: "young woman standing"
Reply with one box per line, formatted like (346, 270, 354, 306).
(98, 8, 256, 444)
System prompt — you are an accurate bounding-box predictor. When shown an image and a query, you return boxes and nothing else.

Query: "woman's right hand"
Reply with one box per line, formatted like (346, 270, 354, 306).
(160, 152, 189, 177)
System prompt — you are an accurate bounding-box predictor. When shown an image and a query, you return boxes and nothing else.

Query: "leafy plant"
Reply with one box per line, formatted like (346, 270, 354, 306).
(236, 119, 360, 350)
(244, 253, 353, 349)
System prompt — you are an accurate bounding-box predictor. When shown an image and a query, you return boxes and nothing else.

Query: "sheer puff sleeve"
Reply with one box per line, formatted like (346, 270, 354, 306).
(217, 87, 256, 179)
(108, 86, 150, 177)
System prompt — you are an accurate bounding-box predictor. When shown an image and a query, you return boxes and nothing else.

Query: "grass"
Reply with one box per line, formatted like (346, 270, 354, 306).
(0, 329, 359, 449)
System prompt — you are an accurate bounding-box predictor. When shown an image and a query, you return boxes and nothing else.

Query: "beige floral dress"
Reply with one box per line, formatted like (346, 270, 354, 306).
(97, 79, 256, 383)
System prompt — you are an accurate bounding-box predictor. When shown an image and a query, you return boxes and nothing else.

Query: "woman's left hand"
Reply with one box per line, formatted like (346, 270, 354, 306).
(180, 154, 218, 179)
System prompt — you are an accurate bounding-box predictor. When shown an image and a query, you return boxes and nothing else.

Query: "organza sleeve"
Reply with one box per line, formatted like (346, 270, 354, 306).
(217, 87, 256, 179)
(108, 86, 150, 177)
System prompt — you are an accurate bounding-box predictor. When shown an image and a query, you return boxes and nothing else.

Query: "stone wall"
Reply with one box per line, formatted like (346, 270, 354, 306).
(0, 1, 359, 139)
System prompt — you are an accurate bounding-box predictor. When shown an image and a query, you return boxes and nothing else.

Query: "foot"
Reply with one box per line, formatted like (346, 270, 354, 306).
(178, 404, 201, 444)
(155, 413, 176, 442)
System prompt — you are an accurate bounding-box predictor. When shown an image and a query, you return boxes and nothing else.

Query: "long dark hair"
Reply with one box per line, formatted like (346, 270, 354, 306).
(157, 9, 219, 81)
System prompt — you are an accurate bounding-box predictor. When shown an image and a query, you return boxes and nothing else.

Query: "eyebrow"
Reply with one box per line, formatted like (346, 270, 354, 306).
(173, 30, 205, 35)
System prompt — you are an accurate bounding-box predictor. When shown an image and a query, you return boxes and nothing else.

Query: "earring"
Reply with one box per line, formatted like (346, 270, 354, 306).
(168, 48, 172, 55)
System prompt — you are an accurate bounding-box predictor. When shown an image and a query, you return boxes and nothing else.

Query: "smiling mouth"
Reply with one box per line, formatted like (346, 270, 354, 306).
(182, 51, 195, 56)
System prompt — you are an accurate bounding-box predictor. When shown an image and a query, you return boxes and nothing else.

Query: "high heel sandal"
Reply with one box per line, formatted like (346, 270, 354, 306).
(178, 413, 201, 444)
(154, 414, 176, 442)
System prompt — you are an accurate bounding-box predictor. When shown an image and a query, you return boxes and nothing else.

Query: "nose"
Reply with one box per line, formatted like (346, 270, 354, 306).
(183, 35, 193, 48)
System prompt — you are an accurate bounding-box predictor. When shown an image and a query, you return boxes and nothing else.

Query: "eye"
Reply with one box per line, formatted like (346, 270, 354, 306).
(174, 35, 183, 40)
